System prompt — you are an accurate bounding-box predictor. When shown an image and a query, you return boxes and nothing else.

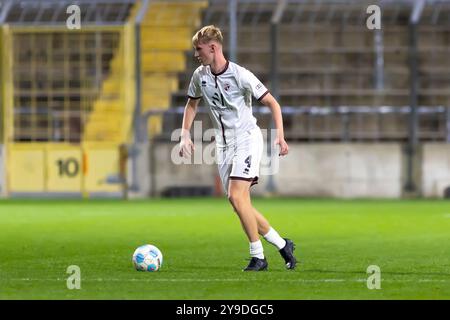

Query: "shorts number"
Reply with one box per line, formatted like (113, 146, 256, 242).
(245, 156, 252, 168)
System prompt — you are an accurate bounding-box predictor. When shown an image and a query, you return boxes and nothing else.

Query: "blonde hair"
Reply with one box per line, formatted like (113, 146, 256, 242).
(192, 25, 223, 46)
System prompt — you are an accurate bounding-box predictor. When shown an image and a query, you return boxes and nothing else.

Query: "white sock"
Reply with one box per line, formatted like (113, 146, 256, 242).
(263, 227, 286, 250)
(249, 240, 264, 259)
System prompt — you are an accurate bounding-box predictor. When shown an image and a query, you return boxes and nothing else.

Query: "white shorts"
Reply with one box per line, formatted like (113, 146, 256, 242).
(216, 128, 264, 195)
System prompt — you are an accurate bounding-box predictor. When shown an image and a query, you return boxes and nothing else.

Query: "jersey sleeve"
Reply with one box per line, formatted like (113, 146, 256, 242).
(187, 69, 202, 99)
(240, 68, 269, 101)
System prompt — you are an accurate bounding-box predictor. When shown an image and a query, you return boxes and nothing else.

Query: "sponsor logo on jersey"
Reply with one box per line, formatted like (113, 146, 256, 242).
(224, 82, 231, 91)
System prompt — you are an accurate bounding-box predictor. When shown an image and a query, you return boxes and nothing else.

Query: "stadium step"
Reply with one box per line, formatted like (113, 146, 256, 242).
(141, 27, 193, 50)
(167, 0, 429, 122)
(82, 36, 132, 143)
(139, 0, 207, 138)
(142, 1, 207, 28)
(141, 52, 186, 73)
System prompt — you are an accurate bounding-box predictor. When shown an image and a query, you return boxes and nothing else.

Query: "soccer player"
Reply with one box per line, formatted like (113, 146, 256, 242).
(179, 25, 297, 271)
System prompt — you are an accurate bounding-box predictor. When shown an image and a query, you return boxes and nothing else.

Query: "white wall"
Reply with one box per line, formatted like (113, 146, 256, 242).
(151, 143, 217, 196)
(422, 143, 450, 198)
(6, 142, 450, 198)
(149, 143, 404, 198)
(256, 143, 403, 198)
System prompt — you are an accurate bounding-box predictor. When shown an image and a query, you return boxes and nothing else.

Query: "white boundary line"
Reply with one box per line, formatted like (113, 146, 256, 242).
(4, 278, 449, 283)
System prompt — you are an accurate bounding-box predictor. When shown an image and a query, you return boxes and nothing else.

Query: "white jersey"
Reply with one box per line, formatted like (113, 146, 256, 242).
(187, 60, 269, 147)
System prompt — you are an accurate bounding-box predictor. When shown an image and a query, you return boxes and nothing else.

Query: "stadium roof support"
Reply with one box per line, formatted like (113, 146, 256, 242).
(266, 0, 288, 194)
(405, 0, 426, 194)
(0, 0, 12, 24)
(228, 0, 238, 63)
(129, 0, 149, 194)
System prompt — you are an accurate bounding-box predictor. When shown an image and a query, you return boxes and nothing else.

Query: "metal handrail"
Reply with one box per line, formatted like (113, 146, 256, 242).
(142, 105, 448, 117)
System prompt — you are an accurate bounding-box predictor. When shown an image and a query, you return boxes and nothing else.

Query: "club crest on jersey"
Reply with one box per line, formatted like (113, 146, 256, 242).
(223, 82, 231, 91)
(201, 80, 207, 87)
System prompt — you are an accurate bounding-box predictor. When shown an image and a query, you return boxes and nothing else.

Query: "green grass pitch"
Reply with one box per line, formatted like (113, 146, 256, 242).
(0, 198, 449, 299)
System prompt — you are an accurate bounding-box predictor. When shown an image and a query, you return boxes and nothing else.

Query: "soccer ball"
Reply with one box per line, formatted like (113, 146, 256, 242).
(132, 244, 163, 272)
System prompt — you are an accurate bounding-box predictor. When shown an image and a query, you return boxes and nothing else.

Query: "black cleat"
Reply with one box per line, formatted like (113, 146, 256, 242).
(279, 238, 297, 270)
(243, 257, 268, 271)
